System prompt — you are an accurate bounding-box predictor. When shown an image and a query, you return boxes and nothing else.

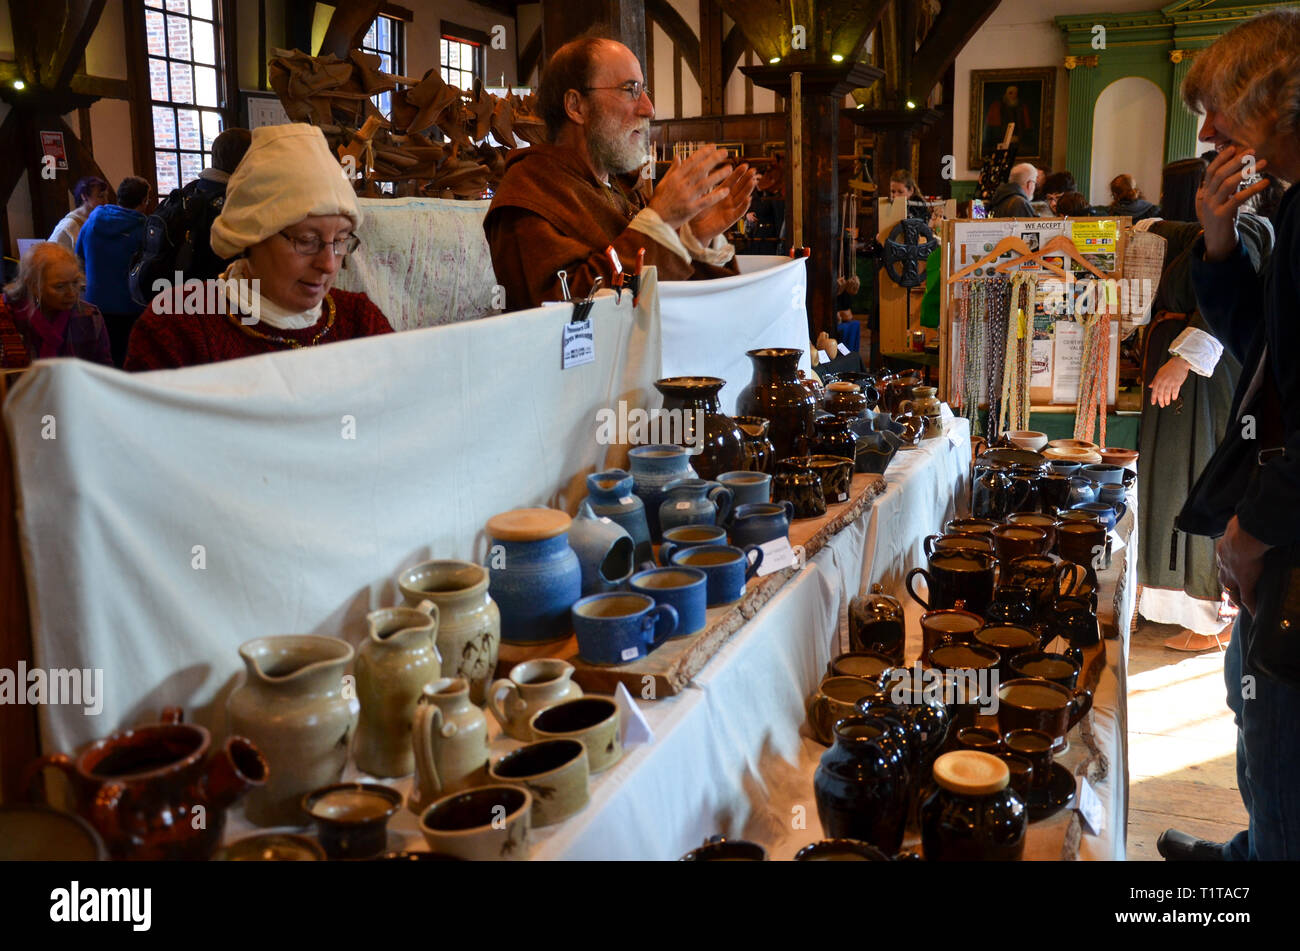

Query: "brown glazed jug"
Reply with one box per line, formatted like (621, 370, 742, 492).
(227, 635, 357, 826)
(736, 348, 817, 460)
(355, 600, 442, 778)
(25, 708, 267, 860)
(653, 376, 746, 481)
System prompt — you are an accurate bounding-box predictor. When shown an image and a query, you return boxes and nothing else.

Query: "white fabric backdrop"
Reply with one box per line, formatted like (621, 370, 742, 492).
(5, 276, 661, 753)
(658, 255, 812, 415)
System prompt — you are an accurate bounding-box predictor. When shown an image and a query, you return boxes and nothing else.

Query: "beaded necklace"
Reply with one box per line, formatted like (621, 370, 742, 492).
(225, 295, 337, 350)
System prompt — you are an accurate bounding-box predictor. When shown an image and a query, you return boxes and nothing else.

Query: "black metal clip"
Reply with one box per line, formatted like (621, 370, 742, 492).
(571, 276, 602, 322)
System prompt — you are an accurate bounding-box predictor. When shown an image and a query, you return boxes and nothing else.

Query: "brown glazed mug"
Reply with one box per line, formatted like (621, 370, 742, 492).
(827, 650, 894, 683)
(1005, 513, 1060, 553)
(1010, 649, 1083, 689)
(1000, 555, 1085, 620)
(999, 752, 1034, 800)
(1004, 728, 1056, 793)
(1057, 521, 1109, 576)
(996, 677, 1093, 749)
(928, 642, 1000, 675)
(919, 608, 985, 662)
(946, 517, 999, 539)
(906, 550, 996, 615)
(956, 726, 1003, 754)
(991, 524, 1050, 561)
(807, 676, 884, 745)
(923, 533, 995, 558)
(974, 624, 1042, 677)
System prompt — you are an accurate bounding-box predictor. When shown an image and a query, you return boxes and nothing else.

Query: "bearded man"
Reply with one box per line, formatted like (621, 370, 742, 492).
(485, 36, 757, 310)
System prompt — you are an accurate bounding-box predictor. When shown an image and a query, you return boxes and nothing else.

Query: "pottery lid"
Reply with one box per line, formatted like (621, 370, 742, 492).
(486, 508, 572, 541)
(827, 381, 861, 393)
(932, 750, 1009, 795)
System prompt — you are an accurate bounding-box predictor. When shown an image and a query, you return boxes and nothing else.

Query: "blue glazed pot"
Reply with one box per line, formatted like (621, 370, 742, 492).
(485, 510, 583, 645)
(584, 469, 652, 567)
(1071, 501, 1122, 532)
(729, 501, 795, 548)
(571, 593, 679, 666)
(1064, 477, 1100, 508)
(658, 524, 729, 566)
(629, 567, 708, 638)
(658, 478, 733, 535)
(628, 445, 697, 543)
(568, 502, 635, 596)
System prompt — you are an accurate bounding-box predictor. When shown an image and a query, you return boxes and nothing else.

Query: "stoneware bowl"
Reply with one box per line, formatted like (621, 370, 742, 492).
(1006, 430, 1048, 452)
(1099, 447, 1139, 469)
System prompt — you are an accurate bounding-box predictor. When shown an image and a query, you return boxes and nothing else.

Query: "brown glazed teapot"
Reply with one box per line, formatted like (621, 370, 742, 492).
(26, 708, 267, 860)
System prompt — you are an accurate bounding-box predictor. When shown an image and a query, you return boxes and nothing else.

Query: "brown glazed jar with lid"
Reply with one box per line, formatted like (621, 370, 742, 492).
(920, 750, 1027, 861)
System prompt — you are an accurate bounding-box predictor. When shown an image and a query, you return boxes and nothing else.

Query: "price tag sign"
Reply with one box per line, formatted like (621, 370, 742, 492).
(1077, 775, 1105, 835)
(562, 317, 594, 369)
(756, 537, 798, 576)
(837, 342, 850, 355)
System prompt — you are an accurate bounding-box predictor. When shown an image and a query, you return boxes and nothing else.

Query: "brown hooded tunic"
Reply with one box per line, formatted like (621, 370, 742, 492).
(485, 143, 739, 311)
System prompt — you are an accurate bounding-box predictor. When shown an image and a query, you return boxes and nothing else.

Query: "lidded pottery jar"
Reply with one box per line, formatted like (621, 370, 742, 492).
(920, 750, 1027, 861)
(583, 469, 652, 565)
(227, 635, 357, 827)
(848, 583, 906, 664)
(736, 348, 817, 460)
(733, 416, 776, 474)
(398, 560, 500, 706)
(486, 508, 583, 644)
(653, 376, 745, 481)
(355, 600, 442, 778)
(811, 413, 858, 463)
(569, 502, 636, 596)
(408, 677, 490, 816)
(628, 444, 698, 542)
(899, 386, 943, 439)
(813, 715, 912, 855)
(824, 381, 868, 419)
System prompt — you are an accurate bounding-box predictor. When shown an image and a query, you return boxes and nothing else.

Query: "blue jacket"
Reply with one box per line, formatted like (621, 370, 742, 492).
(75, 204, 146, 316)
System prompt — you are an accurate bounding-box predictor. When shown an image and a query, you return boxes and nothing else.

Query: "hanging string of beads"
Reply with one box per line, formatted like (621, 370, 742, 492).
(999, 272, 1037, 434)
(1074, 303, 1110, 446)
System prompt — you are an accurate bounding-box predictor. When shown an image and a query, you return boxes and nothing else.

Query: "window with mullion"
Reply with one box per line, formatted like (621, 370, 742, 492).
(145, 0, 225, 193)
(362, 15, 404, 120)
(440, 36, 482, 93)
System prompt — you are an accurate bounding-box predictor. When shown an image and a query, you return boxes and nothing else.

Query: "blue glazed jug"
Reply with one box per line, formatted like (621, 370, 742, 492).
(658, 478, 733, 535)
(628, 445, 697, 542)
(583, 469, 652, 566)
(485, 508, 583, 644)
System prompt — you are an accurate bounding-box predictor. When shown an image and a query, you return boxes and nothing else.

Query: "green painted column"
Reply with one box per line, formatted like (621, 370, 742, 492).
(1064, 60, 1099, 196)
(1166, 53, 1199, 162)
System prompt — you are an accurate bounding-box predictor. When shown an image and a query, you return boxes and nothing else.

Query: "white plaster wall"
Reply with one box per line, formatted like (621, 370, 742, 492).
(652, 23, 674, 119)
(1089, 76, 1166, 208)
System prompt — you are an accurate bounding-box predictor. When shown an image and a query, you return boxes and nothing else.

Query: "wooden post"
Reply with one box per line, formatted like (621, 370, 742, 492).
(542, 0, 646, 70)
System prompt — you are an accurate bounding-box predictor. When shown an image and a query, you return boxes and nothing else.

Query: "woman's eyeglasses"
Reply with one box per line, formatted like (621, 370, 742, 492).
(278, 231, 361, 257)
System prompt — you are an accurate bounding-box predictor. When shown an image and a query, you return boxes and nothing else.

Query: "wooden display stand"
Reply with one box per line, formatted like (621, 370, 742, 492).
(937, 216, 1130, 416)
(875, 198, 954, 356)
(498, 472, 888, 697)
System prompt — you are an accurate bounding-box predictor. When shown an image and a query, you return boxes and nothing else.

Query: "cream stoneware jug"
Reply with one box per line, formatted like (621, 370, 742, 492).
(355, 600, 442, 778)
(487, 658, 584, 742)
(408, 677, 490, 816)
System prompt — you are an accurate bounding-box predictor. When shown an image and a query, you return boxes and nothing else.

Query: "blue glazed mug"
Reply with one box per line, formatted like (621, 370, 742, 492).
(571, 593, 679, 666)
(629, 567, 708, 638)
(729, 501, 795, 548)
(717, 471, 772, 508)
(658, 524, 729, 566)
(669, 544, 764, 606)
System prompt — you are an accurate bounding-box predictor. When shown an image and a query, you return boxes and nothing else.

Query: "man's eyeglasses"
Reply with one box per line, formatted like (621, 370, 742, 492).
(278, 231, 361, 257)
(583, 80, 649, 102)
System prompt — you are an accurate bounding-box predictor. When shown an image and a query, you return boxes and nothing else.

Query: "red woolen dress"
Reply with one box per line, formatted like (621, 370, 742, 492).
(124, 288, 394, 371)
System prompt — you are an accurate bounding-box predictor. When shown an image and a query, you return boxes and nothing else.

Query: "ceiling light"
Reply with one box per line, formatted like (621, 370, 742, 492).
(832, 54, 844, 62)
(769, 56, 781, 64)
(906, 99, 917, 109)
(12, 79, 25, 90)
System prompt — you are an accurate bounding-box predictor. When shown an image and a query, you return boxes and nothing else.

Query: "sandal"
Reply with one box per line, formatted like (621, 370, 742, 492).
(1163, 628, 1230, 652)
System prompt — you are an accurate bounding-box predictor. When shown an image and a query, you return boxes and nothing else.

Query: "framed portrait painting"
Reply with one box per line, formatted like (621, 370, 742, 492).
(968, 68, 1056, 170)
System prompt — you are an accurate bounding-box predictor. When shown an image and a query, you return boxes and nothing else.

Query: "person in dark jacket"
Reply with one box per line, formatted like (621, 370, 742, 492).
(1106, 173, 1161, 222)
(1041, 171, 1077, 214)
(1054, 191, 1096, 217)
(988, 163, 1037, 218)
(76, 176, 151, 366)
(1157, 8, 1300, 863)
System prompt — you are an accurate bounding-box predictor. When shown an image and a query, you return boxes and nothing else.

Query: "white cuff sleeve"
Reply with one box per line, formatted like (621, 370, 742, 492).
(626, 209, 691, 265)
(1169, 326, 1224, 377)
(678, 222, 737, 267)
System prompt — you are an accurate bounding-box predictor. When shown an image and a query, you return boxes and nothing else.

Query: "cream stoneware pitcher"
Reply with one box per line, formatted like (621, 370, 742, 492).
(408, 677, 490, 816)
(355, 600, 442, 778)
(487, 658, 584, 741)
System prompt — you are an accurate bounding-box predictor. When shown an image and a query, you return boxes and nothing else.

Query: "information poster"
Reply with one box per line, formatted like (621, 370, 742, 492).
(1071, 219, 1118, 273)
(1051, 320, 1118, 405)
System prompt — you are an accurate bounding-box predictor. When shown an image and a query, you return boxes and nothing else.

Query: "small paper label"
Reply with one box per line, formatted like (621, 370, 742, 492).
(562, 317, 595, 369)
(756, 536, 797, 576)
(619, 497, 634, 505)
(621, 646, 640, 662)
(837, 342, 850, 355)
(675, 502, 690, 510)
(1077, 776, 1105, 835)
(614, 681, 655, 747)
(836, 491, 848, 502)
